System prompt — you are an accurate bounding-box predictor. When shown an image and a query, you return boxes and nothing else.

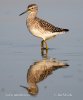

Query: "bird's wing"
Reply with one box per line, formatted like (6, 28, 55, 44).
(36, 18, 65, 33)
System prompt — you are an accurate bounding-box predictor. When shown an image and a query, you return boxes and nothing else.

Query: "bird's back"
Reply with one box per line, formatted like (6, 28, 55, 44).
(35, 17, 69, 33)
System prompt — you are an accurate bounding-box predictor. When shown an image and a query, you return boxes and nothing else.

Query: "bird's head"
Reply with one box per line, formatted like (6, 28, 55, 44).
(19, 4, 38, 16)
(20, 84, 38, 96)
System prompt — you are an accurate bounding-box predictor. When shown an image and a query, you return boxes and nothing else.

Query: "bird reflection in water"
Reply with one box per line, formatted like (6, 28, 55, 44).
(20, 49, 69, 96)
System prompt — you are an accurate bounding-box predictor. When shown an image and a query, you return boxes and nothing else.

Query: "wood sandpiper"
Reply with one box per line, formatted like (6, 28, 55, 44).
(19, 4, 69, 49)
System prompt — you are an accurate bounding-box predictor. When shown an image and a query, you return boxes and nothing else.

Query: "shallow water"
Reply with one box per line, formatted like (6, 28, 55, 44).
(0, 0, 83, 100)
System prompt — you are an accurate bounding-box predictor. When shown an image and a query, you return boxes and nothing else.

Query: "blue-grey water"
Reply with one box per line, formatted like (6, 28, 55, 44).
(0, 0, 83, 100)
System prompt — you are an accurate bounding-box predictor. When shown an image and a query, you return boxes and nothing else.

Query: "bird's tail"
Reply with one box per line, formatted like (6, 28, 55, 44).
(62, 29, 69, 32)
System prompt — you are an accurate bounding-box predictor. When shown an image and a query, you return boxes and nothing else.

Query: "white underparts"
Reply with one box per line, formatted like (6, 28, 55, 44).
(29, 28, 64, 40)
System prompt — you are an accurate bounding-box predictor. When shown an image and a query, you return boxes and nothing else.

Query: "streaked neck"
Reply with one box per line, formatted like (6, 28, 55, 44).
(28, 12, 37, 20)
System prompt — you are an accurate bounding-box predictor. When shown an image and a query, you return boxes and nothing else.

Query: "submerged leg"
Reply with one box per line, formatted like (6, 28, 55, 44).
(41, 48, 48, 58)
(44, 40, 48, 50)
(41, 40, 44, 49)
(41, 40, 48, 50)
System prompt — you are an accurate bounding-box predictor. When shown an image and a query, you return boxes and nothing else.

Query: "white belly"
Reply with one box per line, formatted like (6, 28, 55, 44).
(30, 28, 44, 39)
(29, 28, 63, 40)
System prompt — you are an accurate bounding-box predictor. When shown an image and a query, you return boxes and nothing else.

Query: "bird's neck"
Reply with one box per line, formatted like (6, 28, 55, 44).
(28, 12, 37, 20)
(27, 12, 37, 26)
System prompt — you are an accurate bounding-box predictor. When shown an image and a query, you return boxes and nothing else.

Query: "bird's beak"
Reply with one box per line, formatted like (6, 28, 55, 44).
(19, 9, 28, 16)
(20, 85, 29, 91)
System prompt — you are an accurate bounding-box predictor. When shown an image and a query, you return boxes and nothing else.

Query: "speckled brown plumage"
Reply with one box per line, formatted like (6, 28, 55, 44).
(19, 3, 69, 49)
(35, 17, 69, 33)
(27, 59, 69, 85)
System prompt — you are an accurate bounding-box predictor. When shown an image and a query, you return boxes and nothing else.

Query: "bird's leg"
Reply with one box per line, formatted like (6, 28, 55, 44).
(41, 47, 48, 58)
(44, 40, 48, 50)
(41, 40, 44, 49)
(41, 40, 48, 50)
